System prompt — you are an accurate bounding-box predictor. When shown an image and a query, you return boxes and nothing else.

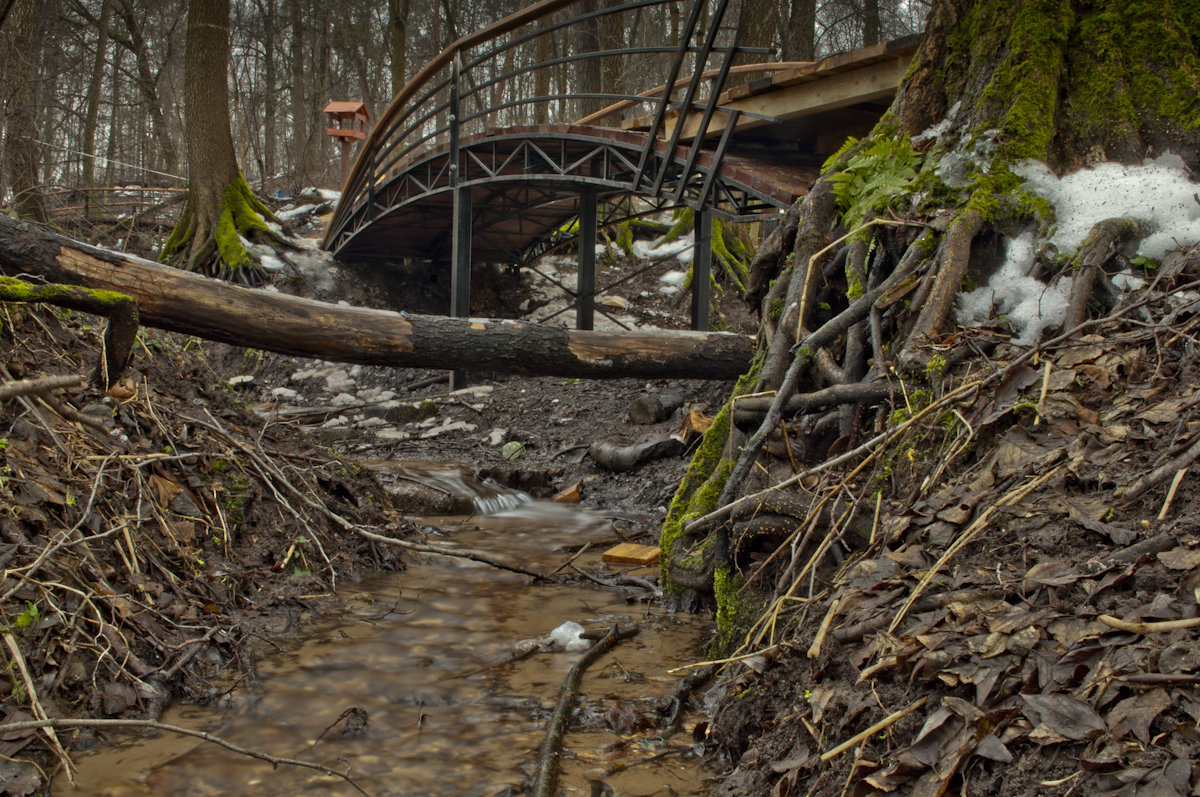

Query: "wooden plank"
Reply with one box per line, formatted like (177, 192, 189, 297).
(668, 57, 911, 141)
(602, 543, 661, 566)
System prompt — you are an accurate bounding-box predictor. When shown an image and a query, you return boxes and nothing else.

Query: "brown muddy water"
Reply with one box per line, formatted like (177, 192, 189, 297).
(57, 466, 719, 796)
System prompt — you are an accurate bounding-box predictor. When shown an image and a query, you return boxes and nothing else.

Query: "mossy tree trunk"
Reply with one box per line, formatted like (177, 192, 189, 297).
(661, 0, 1200, 611)
(160, 0, 284, 285)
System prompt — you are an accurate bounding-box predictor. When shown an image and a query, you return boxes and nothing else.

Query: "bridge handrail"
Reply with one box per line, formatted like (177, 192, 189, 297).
(328, 0, 773, 249)
(329, 0, 584, 246)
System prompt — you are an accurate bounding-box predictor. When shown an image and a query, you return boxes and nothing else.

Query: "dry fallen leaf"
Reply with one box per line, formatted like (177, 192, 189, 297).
(1107, 688, 1171, 745)
(1159, 547, 1200, 571)
(1021, 693, 1106, 743)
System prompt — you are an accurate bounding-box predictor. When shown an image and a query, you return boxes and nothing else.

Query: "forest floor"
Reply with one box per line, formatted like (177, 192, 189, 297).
(3, 210, 1200, 796)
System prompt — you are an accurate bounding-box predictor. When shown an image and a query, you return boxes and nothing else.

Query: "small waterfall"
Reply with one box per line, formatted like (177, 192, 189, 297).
(473, 491, 534, 516)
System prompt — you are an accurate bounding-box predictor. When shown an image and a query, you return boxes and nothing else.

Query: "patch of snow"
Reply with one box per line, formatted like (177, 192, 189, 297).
(450, 385, 493, 397)
(1014, 154, 1200, 261)
(957, 232, 1072, 345)
(329, 392, 359, 407)
(660, 270, 687, 287)
(1111, 272, 1146, 292)
(288, 247, 338, 294)
(271, 387, 299, 401)
(276, 204, 316, 222)
(259, 253, 286, 272)
(317, 188, 341, 202)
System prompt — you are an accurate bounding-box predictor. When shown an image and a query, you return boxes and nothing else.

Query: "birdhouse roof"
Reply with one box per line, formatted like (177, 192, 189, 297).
(323, 101, 370, 118)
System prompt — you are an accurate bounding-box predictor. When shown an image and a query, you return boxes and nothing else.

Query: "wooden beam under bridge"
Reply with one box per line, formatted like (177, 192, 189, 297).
(0, 216, 754, 381)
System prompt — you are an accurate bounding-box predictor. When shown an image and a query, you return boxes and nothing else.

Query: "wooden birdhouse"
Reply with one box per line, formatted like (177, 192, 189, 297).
(324, 101, 371, 185)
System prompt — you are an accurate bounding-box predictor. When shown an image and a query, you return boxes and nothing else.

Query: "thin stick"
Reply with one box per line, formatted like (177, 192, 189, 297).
(806, 596, 842, 659)
(1158, 467, 1188, 520)
(819, 696, 927, 762)
(1098, 614, 1200, 634)
(3, 634, 75, 783)
(1034, 358, 1051, 425)
(531, 625, 639, 797)
(0, 717, 372, 796)
(0, 373, 84, 400)
(356, 528, 552, 581)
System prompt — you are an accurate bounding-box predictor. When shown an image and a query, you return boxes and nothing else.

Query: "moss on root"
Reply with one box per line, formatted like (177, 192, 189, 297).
(161, 173, 284, 285)
(659, 352, 763, 596)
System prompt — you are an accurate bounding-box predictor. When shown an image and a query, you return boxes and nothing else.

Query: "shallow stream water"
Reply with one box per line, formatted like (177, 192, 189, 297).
(57, 466, 717, 796)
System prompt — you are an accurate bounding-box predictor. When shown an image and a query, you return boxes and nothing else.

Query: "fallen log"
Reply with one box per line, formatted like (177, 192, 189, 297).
(0, 216, 754, 380)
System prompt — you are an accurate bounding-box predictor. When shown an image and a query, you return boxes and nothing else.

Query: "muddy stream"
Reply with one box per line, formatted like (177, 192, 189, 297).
(58, 465, 718, 796)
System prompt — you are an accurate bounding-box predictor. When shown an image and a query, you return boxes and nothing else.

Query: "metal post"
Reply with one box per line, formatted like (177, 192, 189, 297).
(692, 207, 712, 331)
(448, 54, 470, 390)
(577, 190, 597, 330)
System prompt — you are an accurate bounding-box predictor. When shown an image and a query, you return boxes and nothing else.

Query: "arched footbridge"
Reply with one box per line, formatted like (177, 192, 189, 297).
(323, 0, 918, 339)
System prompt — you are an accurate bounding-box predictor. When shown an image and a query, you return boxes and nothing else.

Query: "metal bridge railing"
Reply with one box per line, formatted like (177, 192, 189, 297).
(324, 0, 805, 254)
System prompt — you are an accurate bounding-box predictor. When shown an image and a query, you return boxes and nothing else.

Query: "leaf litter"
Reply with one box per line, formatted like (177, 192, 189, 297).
(706, 245, 1200, 796)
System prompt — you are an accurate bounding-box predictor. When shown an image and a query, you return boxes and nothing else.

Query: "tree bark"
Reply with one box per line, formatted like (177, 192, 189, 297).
(161, 0, 283, 283)
(389, 0, 410, 97)
(2, 0, 48, 223)
(782, 0, 816, 61)
(82, 0, 114, 208)
(0, 216, 753, 380)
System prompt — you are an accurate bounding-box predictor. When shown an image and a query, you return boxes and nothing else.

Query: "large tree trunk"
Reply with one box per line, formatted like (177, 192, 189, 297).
(660, 0, 1200, 600)
(2, 0, 48, 223)
(161, 0, 284, 284)
(0, 216, 753, 380)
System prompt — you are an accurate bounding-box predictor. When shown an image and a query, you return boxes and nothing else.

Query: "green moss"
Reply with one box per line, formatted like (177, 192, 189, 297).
(768, 296, 784, 321)
(161, 172, 284, 282)
(659, 352, 763, 594)
(0, 276, 133, 309)
(713, 564, 743, 651)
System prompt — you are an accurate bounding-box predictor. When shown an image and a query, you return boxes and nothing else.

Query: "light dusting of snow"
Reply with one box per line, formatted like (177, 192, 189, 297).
(632, 232, 695, 261)
(957, 232, 1072, 345)
(913, 101, 961, 144)
(1013, 154, 1200, 260)
(289, 247, 338, 294)
(259, 253, 286, 272)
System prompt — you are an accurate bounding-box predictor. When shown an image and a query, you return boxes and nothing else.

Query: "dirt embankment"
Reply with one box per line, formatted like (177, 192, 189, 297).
(702, 253, 1200, 796)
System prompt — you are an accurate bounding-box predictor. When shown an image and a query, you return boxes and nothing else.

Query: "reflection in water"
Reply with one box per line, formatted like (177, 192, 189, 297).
(60, 468, 716, 796)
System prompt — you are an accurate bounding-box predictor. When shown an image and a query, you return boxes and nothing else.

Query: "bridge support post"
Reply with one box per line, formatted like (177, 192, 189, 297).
(449, 186, 472, 390)
(576, 190, 597, 331)
(691, 207, 712, 331)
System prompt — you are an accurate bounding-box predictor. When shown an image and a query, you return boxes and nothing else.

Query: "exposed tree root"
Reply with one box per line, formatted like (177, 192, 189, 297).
(160, 173, 289, 286)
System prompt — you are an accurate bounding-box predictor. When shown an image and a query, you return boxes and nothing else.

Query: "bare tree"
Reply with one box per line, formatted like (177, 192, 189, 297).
(160, 0, 283, 283)
(2, 0, 47, 221)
